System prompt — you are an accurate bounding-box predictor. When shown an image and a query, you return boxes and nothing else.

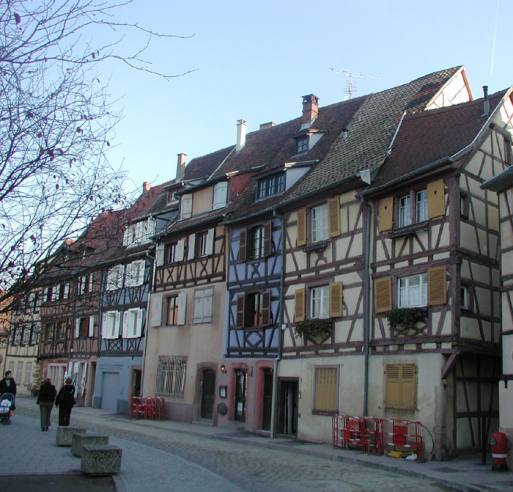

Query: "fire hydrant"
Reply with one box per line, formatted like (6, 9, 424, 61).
(490, 431, 509, 471)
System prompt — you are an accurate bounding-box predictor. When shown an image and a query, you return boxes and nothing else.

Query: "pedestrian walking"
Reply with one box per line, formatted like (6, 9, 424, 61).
(36, 378, 56, 431)
(0, 370, 17, 411)
(55, 377, 76, 426)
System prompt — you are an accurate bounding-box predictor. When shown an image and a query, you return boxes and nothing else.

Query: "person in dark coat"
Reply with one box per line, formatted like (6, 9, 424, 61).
(55, 377, 76, 426)
(0, 371, 16, 410)
(36, 378, 56, 431)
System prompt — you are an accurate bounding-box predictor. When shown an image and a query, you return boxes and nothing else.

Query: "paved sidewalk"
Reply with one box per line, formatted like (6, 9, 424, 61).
(11, 396, 513, 492)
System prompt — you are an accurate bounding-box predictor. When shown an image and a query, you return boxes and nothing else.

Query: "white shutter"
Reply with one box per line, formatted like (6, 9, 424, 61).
(122, 227, 128, 246)
(113, 312, 121, 338)
(64, 283, 70, 299)
(149, 293, 163, 327)
(136, 309, 144, 337)
(135, 260, 145, 285)
(88, 316, 95, 337)
(122, 311, 128, 338)
(204, 289, 213, 321)
(43, 287, 48, 302)
(181, 194, 193, 219)
(125, 263, 133, 287)
(101, 313, 108, 338)
(146, 218, 155, 240)
(177, 292, 186, 325)
(88, 274, 94, 292)
(188, 234, 196, 260)
(75, 319, 80, 338)
(206, 228, 214, 255)
(176, 239, 185, 262)
(156, 244, 165, 267)
(117, 265, 124, 289)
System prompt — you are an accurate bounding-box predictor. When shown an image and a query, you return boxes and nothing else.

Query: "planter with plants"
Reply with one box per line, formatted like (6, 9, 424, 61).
(387, 307, 427, 337)
(295, 318, 333, 344)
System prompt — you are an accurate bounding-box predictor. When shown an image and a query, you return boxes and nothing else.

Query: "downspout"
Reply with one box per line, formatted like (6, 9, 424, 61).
(140, 248, 156, 398)
(362, 197, 373, 416)
(270, 208, 285, 439)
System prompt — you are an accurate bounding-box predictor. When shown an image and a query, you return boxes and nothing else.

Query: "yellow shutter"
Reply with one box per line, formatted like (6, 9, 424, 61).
(384, 364, 402, 409)
(328, 197, 341, 238)
(297, 209, 306, 246)
(329, 282, 343, 318)
(314, 367, 338, 412)
(374, 277, 392, 313)
(378, 196, 394, 232)
(428, 266, 446, 306)
(294, 288, 305, 322)
(400, 364, 417, 410)
(427, 179, 445, 218)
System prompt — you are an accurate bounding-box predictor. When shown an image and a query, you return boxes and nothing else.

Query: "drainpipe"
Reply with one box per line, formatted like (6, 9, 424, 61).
(140, 248, 156, 398)
(270, 208, 285, 439)
(362, 198, 373, 416)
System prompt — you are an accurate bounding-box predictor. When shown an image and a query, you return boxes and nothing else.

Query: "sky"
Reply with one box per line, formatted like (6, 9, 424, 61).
(96, 0, 513, 194)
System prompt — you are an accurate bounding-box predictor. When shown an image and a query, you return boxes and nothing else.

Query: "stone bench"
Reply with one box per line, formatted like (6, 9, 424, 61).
(71, 433, 109, 457)
(56, 427, 86, 447)
(81, 444, 122, 476)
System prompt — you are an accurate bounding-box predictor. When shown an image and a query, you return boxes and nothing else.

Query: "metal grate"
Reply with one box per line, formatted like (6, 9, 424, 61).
(156, 356, 187, 397)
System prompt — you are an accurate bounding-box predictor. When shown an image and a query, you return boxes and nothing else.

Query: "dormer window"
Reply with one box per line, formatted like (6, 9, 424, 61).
(213, 181, 228, 209)
(295, 135, 309, 154)
(166, 190, 176, 205)
(256, 173, 285, 200)
(181, 194, 193, 219)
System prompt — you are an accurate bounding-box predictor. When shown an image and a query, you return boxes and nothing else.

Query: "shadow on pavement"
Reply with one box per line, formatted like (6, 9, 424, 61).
(0, 474, 115, 492)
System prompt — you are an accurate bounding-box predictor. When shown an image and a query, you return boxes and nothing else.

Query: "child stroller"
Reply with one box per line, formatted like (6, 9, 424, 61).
(0, 393, 14, 424)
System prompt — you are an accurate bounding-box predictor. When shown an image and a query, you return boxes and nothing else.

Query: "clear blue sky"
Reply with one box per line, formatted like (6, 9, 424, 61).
(99, 0, 513, 193)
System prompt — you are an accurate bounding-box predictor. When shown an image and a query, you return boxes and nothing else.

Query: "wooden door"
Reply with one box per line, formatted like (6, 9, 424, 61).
(200, 369, 216, 419)
(261, 368, 273, 431)
(234, 369, 247, 422)
(277, 379, 298, 436)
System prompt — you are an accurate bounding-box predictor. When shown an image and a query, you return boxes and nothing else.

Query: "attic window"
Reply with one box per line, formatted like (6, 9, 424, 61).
(256, 172, 285, 200)
(295, 135, 309, 154)
(166, 190, 176, 204)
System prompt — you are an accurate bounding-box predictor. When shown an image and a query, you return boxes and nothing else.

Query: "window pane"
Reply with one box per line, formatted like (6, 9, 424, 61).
(312, 204, 328, 243)
(416, 190, 427, 222)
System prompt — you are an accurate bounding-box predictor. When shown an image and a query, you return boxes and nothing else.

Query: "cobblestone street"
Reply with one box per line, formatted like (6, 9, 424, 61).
(0, 397, 469, 492)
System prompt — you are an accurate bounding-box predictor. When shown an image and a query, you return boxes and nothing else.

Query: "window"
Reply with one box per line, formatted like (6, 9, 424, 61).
(311, 203, 328, 243)
(43, 324, 53, 342)
(21, 325, 31, 345)
(213, 181, 228, 209)
(192, 288, 213, 324)
(398, 195, 412, 228)
(78, 273, 93, 295)
(55, 321, 66, 341)
(460, 191, 469, 219)
(123, 219, 155, 247)
(126, 260, 145, 287)
(123, 308, 143, 338)
(156, 356, 187, 397)
(313, 367, 338, 414)
(256, 173, 285, 200)
(398, 274, 428, 308)
(461, 285, 471, 311)
(75, 317, 88, 338)
(13, 327, 22, 346)
(384, 363, 417, 410)
(106, 265, 124, 291)
(166, 242, 177, 264)
(310, 285, 329, 319)
(196, 231, 209, 257)
(246, 292, 264, 327)
(295, 135, 309, 154)
(45, 286, 53, 302)
(102, 311, 119, 339)
(249, 225, 264, 259)
(236, 291, 271, 328)
(416, 190, 428, 222)
(166, 295, 179, 325)
(181, 194, 193, 219)
(166, 190, 176, 204)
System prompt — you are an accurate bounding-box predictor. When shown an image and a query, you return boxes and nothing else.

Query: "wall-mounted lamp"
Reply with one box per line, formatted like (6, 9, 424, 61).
(220, 364, 227, 374)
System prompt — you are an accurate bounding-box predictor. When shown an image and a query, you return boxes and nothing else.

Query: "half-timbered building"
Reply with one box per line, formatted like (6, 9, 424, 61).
(93, 179, 179, 413)
(276, 66, 472, 442)
(364, 87, 513, 455)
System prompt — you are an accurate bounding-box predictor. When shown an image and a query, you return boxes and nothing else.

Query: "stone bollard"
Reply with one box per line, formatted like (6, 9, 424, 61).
(81, 444, 122, 476)
(71, 433, 109, 457)
(56, 427, 87, 447)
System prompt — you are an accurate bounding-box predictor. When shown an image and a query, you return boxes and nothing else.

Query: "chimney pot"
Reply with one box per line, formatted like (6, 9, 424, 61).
(259, 121, 275, 130)
(143, 181, 151, 193)
(302, 94, 319, 128)
(236, 119, 247, 151)
(176, 153, 187, 180)
(482, 85, 490, 116)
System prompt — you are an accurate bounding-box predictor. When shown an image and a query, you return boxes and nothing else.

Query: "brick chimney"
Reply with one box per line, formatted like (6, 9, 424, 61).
(302, 94, 319, 127)
(143, 181, 152, 193)
(176, 153, 187, 180)
(236, 119, 247, 151)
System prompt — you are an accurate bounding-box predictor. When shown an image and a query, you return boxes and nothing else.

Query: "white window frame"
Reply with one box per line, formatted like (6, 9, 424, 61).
(398, 273, 428, 308)
(181, 194, 193, 219)
(192, 287, 214, 324)
(310, 285, 329, 319)
(311, 203, 328, 243)
(123, 308, 144, 338)
(416, 190, 428, 222)
(398, 195, 412, 228)
(126, 260, 145, 287)
(102, 311, 119, 339)
(213, 181, 228, 209)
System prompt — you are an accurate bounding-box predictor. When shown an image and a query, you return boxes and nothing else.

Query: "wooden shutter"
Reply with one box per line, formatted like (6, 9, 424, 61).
(149, 293, 163, 327)
(374, 277, 392, 313)
(401, 364, 417, 410)
(328, 197, 341, 238)
(239, 229, 247, 261)
(378, 196, 394, 232)
(384, 364, 401, 408)
(314, 367, 338, 412)
(428, 266, 447, 306)
(187, 234, 196, 260)
(236, 295, 245, 328)
(261, 291, 271, 325)
(385, 363, 417, 410)
(263, 222, 273, 257)
(329, 282, 343, 318)
(206, 228, 214, 255)
(177, 292, 186, 325)
(297, 208, 306, 246)
(427, 179, 445, 218)
(294, 288, 305, 322)
(88, 316, 95, 337)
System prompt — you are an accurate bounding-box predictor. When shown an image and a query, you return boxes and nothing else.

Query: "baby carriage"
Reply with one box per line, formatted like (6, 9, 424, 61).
(0, 393, 14, 424)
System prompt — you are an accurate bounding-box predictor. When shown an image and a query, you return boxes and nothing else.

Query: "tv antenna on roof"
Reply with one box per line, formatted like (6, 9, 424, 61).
(329, 68, 379, 100)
